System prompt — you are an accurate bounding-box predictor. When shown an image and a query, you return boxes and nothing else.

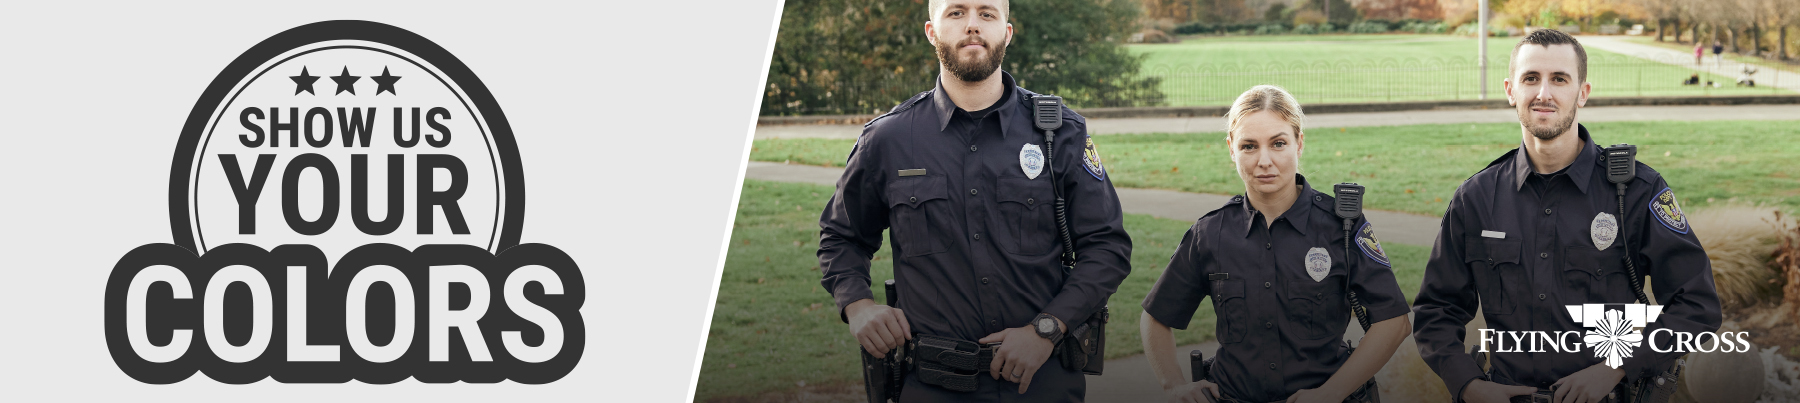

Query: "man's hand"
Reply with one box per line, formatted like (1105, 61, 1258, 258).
(1286, 386, 1350, 403)
(846, 299, 910, 358)
(979, 326, 1055, 394)
(1461, 379, 1537, 403)
(1166, 380, 1221, 403)
(1551, 364, 1625, 403)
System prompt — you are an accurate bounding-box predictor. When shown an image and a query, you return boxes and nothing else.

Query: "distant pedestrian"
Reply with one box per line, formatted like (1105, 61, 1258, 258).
(1694, 44, 1704, 65)
(1713, 41, 1724, 65)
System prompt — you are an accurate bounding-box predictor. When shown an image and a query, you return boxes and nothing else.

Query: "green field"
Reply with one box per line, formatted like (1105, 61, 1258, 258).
(750, 120, 1800, 217)
(694, 179, 1430, 402)
(1126, 34, 1786, 106)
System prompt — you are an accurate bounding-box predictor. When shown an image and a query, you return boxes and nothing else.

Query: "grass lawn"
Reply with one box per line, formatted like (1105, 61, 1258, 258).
(694, 179, 1429, 402)
(750, 120, 1800, 217)
(1126, 34, 1785, 106)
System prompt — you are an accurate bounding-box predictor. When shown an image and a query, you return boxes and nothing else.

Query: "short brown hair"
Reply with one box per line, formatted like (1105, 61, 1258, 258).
(929, 0, 1010, 21)
(1509, 29, 1587, 83)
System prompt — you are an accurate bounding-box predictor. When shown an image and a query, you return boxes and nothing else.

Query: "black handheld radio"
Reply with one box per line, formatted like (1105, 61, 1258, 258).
(1031, 94, 1108, 375)
(1603, 144, 1652, 305)
(1333, 183, 1373, 332)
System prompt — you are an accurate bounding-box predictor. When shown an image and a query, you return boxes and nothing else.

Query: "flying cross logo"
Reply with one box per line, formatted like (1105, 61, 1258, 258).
(1567, 304, 1663, 369)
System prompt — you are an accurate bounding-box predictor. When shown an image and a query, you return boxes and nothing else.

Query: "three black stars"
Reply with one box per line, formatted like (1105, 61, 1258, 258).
(290, 66, 401, 96)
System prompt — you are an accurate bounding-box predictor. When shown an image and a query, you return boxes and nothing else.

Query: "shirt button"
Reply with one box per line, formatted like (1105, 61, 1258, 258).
(1314, 195, 1322, 201)
(1027, 198, 1035, 205)
(970, 188, 978, 196)
(1265, 243, 1272, 249)
(990, 319, 998, 326)
(1264, 282, 1272, 288)
(970, 145, 978, 152)
(1544, 208, 1553, 215)
(1265, 322, 1273, 329)
(1540, 252, 1549, 259)
(974, 233, 982, 241)
(909, 196, 917, 203)
(981, 277, 990, 285)
(1269, 363, 1277, 370)
(1539, 294, 1547, 300)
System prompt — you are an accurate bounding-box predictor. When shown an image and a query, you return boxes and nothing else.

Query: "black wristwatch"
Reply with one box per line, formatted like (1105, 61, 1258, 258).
(1032, 313, 1063, 344)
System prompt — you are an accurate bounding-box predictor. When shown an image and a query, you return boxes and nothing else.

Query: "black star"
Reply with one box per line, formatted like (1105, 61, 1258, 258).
(290, 67, 320, 95)
(330, 67, 361, 95)
(371, 67, 401, 95)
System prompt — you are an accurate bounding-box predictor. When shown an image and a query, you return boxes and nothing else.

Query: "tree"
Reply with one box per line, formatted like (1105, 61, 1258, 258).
(1499, 0, 1551, 27)
(1006, 0, 1164, 108)
(758, 0, 1163, 115)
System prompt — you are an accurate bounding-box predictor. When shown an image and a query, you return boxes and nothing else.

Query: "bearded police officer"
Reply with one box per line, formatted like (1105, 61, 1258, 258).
(817, 0, 1132, 401)
(1411, 30, 1722, 403)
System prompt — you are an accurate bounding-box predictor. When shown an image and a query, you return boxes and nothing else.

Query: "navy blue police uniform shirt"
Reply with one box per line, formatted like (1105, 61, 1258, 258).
(1141, 175, 1410, 403)
(1411, 125, 1721, 400)
(818, 71, 1133, 348)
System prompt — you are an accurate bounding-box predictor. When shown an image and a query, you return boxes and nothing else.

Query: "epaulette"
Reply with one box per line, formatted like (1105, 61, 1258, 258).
(863, 90, 932, 129)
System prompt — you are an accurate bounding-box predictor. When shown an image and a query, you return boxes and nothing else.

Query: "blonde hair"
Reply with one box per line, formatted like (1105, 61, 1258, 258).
(1224, 85, 1305, 143)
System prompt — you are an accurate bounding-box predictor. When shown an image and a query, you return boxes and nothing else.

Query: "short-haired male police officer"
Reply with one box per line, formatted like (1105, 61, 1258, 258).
(818, 0, 1132, 401)
(1411, 30, 1721, 403)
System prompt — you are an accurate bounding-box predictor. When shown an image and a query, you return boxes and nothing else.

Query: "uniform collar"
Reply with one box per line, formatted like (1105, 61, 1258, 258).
(932, 71, 1019, 134)
(1511, 124, 1596, 194)
(1241, 174, 1317, 237)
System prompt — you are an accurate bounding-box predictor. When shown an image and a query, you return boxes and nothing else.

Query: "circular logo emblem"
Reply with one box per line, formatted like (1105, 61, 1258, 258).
(168, 21, 524, 257)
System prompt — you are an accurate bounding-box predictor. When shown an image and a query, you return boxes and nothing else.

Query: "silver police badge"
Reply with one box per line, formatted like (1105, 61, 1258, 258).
(1592, 212, 1618, 251)
(1305, 247, 1331, 282)
(1020, 143, 1045, 179)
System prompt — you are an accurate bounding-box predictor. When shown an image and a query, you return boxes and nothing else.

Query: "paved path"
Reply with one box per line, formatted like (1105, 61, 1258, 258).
(754, 104, 1800, 139)
(745, 161, 1444, 246)
(1577, 35, 1800, 92)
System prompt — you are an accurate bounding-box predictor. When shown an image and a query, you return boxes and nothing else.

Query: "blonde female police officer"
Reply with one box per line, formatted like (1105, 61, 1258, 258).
(1140, 86, 1411, 403)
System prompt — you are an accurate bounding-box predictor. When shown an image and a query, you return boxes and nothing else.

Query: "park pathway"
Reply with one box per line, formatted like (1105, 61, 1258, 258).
(1577, 35, 1800, 93)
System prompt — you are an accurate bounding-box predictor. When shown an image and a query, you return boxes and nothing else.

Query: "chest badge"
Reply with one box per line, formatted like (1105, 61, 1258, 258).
(1020, 143, 1044, 179)
(1591, 212, 1618, 251)
(1305, 247, 1331, 282)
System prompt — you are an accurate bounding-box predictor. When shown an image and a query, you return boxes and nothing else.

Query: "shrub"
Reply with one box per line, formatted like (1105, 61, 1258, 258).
(1255, 23, 1288, 35)
(1348, 21, 1388, 34)
(1294, 23, 1317, 35)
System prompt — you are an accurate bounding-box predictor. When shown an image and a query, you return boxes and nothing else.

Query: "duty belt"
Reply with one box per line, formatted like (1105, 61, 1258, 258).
(909, 334, 998, 393)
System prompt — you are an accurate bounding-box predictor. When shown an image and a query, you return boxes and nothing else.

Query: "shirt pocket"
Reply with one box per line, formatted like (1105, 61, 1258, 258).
(1286, 277, 1347, 340)
(1210, 276, 1248, 344)
(994, 177, 1055, 256)
(1462, 236, 1524, 315)
(1562, 247, 1635, 303)
(886, 175, 949, 258)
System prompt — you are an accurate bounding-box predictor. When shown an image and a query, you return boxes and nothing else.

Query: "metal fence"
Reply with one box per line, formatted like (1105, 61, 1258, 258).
(1133, 53, 1789, 107)
(768, 53, 1792, 114)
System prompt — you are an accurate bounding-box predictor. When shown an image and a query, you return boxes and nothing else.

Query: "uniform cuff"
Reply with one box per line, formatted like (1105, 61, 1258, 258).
(1042, 291, 1094, 330)
(1440, 357, 1486, 403)
(832, 283, 875, 324)
(1366, 302, 1411, 324)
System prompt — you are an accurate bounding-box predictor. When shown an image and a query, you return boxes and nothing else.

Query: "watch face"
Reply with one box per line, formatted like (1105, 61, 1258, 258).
(1037, 317, 1055, 333)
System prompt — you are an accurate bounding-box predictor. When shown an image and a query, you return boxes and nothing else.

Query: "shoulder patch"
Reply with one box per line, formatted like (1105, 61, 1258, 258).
(1355, 221, 1391, 267)
(1082, 136, 1106, 181)
(1649, 187, 1689, 234)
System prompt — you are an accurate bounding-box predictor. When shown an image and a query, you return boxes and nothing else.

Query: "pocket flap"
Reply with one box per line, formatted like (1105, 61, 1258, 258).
(995, 177, 1051, 210)
(887, 175, 947, 209)
(1462, 237, 1522, 265)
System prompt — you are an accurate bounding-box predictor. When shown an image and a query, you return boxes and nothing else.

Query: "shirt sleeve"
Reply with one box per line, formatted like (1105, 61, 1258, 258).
(1040, 120, 1134, 327)
(1616, 177, 1722, 380)
(1350, 217, 1410, 324)
(1141, 221, 1210, 330)
(1410, 185, 1488, 403)
(818, 129, 891, 323)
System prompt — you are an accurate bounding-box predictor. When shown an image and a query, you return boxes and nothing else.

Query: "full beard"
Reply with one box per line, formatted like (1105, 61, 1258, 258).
(1517, 100, 1578, 140)
(935, 37, 1006, 83)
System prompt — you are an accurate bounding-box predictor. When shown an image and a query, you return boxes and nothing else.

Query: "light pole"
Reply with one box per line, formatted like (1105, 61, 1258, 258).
(1479, 0, 1489, 100)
